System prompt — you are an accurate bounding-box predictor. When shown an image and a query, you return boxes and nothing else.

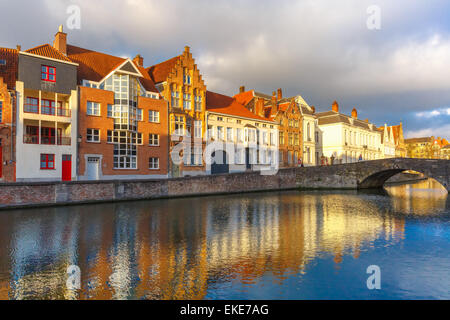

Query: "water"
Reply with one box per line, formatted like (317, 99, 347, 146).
(0, 179, 448, 300)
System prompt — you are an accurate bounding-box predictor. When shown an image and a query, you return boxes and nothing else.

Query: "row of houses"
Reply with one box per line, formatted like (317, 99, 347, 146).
(405, 136, 450, 160)
(0, 27, 407, 183)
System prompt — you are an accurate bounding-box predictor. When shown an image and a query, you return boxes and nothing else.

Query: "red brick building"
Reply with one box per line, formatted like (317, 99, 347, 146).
(0, 47, 18, 182)
(66, 44, 169, 180)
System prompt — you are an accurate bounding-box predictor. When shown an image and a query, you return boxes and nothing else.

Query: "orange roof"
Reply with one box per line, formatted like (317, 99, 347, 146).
(442, 138, 449, 146)
(234, 90, 255, 106)
(0, 47, 18, 89)
(147, 56, 181, 83)
(25, 44, 73, 63)
(206, 91, 274, 122)
(67, 44, 158, 93)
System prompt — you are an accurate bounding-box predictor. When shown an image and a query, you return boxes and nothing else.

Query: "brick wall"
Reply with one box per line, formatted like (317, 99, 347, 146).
(0, 168, 298, 209)
(78, 87, 169, 178)
(0, 77, 16, 182)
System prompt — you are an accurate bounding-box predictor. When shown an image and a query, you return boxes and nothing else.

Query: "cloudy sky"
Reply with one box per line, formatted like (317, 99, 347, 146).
(1, 0, 449, 138)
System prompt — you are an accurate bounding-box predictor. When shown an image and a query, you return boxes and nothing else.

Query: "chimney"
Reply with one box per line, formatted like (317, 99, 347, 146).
(133, 54, 144, 67)
(277, 88, 282, 100)
(351, 108, 358, 119)
(272, 91, 277, 105)
(332, 100, 339, 112)
(365, 119, 369, 123)
(53, 25, 67, 56)
(16, 45, 21, 52)
(239, 86, 246, 94)
(311, 106, 316, 113)
(184, 46, 190, 53)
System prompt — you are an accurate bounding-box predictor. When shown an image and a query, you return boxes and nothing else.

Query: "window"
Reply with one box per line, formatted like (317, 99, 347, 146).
(149, 134, 160, 146)
(87, 129, 100, 142)
(279, 132, 285, 145)
(194, 92, 202, 111)
(25, 97, 39, 113)
(137, 109, 143, 121)
(194, 146, 203, 165)
(24, 126, 39, 144)
(227, 127, 233, 141)
(87, 101, 100, 116)
(270, 132, 275, 145)
(0, 101, 2, 123)
(0, 59, 6, 66)
(41, 99, 61, 115)
(288, 133, 293, 146)
(217, 117, 223, 122)
(236, 128, 243, 142)
(183, 68, 191, 85)
(183, 93, 191, 110)
(171, 88, 180, 107)
(194, 120, 202, 139)
(149, 110, 160, 123)
(40, 154, 55, 170)
(295, 134, 300, 146)
(173, 116, 185, 135)
(41, 127, 59, 145)
(149, 157, 160, 170)
(107, 104, 113, 118)
(315, 131, 319, 143)
(41, 66, 56, 82)
(217, 126, 224, 140)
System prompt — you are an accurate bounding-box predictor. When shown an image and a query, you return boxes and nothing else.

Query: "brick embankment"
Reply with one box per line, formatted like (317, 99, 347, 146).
(0, 168, 298, 210)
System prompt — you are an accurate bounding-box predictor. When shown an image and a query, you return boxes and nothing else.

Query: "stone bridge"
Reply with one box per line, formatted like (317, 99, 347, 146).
(295, 158, 449, 192)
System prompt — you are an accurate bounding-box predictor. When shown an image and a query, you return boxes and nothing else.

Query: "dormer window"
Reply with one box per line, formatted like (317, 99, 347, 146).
(41, 66, 56, 82)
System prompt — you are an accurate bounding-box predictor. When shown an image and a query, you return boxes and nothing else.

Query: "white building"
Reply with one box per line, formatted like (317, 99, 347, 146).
(205, 91, 279, 174)
(15, 46, 78, 182)
(315, 101, 382, 164)
(295, 95, 322, 166)
(379, 124, 396, 159)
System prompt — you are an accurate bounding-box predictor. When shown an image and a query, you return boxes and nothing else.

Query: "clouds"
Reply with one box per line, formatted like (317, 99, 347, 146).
(0, 0, 450, 137)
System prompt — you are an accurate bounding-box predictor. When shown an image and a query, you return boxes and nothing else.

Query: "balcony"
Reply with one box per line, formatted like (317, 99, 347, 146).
(23, 135, 71, 146)
(24, 102, 71, 117)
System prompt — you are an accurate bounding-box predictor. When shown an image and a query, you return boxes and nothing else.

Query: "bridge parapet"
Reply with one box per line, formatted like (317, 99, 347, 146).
(295, 158, 449, 192)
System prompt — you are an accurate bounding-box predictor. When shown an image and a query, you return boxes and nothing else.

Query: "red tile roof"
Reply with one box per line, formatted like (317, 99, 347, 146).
(0, 47, 18, 90)
(206, 91, 274, 122)
(234, 90, 255, 106)
(25, 44, 73, 63)
(67, 44, 158, 93)
(147, 56, 181, 83)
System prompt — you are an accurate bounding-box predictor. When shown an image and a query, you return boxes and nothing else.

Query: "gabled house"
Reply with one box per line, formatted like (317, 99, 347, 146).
(147, 46, 207, 177)
(65, 37, 168, 180)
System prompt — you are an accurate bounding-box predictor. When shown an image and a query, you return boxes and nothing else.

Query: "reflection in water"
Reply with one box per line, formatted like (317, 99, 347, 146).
(0, 179, 448, 300)
(384, 179, 448, 215)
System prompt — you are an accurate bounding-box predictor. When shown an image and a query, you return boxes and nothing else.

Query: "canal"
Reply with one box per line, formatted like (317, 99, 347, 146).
(0, 179, 448, 300)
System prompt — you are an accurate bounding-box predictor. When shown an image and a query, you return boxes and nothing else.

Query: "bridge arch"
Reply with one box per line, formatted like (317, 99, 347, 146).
(357, 159, 449, 192)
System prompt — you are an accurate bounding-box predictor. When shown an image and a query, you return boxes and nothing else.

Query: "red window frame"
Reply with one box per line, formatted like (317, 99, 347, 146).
(24, 97, 39, 114)
(25, 126, 40, 144)
(40, 154, 55, 170)
(41, 66, 56, 82)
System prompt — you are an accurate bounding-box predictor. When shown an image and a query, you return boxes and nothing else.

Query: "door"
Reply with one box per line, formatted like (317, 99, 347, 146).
(87, 157, 100, 180)
(211, 151, 229, 175)
(62, 154, 72, 181)
(0, 146, 2, 178)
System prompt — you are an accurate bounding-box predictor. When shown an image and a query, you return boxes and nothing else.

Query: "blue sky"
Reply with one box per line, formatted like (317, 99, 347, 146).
(1, 0, 449, 138)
